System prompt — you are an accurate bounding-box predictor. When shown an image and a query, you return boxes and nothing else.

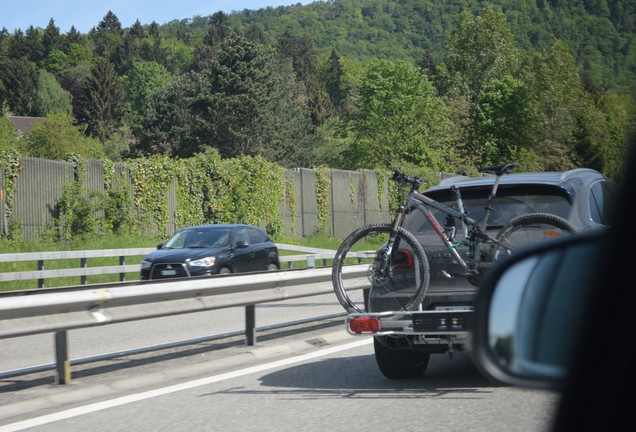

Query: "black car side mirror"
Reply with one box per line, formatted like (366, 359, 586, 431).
(234, 240, 250, 249)
(472, 230, 605, 390)
(157, 243, 165, 250)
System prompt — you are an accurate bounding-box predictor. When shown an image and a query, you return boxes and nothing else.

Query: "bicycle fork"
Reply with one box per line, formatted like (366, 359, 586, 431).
(378, 205, 408, 274)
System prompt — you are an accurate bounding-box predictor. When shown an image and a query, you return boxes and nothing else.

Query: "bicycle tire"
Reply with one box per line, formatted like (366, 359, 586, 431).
(492, 213, 576, 261)
(331, 224, 430, 313)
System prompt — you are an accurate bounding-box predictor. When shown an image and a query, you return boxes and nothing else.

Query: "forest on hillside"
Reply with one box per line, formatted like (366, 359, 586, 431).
(0, 0, 634, 182)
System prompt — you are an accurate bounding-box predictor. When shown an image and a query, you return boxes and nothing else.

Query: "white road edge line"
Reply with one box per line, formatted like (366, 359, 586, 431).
(0, 338, 372, 432)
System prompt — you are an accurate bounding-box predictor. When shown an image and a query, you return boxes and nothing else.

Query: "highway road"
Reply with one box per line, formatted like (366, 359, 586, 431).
(0, 330, 557, 432)
(1, 290, 557, 432)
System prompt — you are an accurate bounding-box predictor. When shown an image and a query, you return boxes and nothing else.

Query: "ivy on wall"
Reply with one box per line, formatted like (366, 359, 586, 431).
(284, 172, 297, 237)
(0, 150, 402, 242)
(0, 150, 22, 222)
(127, 155, 175, 238)
(121, 149, 285, 240)
(315, 165, 331, 237)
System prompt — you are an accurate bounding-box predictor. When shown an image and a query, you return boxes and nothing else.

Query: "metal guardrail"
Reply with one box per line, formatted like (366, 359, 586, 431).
(0, 265, 370, 384)
(0, 244, 337, 287)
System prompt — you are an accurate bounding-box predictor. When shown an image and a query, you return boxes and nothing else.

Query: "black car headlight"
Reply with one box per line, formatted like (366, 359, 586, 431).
(188, 256, 216, 267)
(140, 260, 152, 270)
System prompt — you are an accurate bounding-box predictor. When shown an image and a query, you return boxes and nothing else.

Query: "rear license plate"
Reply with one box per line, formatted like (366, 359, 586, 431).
(412, 310, 474, 333)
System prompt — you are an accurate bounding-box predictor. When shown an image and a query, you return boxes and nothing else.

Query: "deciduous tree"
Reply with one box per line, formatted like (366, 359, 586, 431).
(30, 69, 72, 116)
(27, 112, 104, 159)
(344, 60, 453, 172)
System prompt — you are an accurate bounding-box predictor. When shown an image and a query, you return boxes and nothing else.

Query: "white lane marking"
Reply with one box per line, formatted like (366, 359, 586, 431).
(0, 338, 372, 432)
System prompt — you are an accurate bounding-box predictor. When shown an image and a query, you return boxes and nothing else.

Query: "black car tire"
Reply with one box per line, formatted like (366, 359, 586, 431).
(373, 337, 430, 379)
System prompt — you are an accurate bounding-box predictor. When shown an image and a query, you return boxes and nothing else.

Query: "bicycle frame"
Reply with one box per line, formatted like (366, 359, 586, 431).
(389, 172, 509, 276)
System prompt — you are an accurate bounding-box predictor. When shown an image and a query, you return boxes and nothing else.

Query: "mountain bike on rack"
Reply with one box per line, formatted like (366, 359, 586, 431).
(331, 162, 576, 314)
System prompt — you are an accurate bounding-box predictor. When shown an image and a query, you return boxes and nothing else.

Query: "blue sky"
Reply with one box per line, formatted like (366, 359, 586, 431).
(1, 1, 314, 34)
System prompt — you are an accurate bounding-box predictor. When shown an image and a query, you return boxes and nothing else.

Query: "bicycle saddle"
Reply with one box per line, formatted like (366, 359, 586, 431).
(478, 162, 517, 176)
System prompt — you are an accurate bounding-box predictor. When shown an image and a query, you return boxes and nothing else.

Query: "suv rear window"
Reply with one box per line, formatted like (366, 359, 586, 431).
(403, 184, 573, 240)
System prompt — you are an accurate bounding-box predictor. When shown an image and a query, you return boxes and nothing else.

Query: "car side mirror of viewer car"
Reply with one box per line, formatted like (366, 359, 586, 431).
(472, 230, 605, 390)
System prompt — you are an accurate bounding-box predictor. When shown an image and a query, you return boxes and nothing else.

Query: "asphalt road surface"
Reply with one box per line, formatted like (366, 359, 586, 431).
(0, 324, 558, 432)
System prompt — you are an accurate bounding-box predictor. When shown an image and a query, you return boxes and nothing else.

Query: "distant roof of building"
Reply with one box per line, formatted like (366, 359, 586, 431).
(7, 116, 44, 135)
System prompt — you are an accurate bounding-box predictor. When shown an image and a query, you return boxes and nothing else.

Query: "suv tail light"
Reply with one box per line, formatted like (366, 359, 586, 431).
(393, 250, 414, 269)
(348, 317, 381, 333)
(374, 248, 414, 269)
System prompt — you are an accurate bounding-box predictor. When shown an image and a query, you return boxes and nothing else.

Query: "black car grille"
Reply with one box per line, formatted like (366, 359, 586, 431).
(150, 263, 189, 279)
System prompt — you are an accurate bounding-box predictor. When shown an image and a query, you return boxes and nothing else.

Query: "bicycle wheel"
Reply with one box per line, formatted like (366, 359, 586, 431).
(331, 224, 430, 313)
(492, 213, 576, 261)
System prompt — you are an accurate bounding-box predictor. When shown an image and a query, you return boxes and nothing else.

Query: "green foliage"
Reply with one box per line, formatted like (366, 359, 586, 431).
(127, 155, 175, 238)
(29, 69, 72, 116)
(283, 171, 297, 236)
(472, 75, 537, 166)
(112, 149, 287, 240)
(0, 149, 22, 220)
(344, 59, 454, 172)
(159, 36, 195, 74)
(45, 44, 94, 75)
(124, 61, 172, 118)
(102, 161, 133, 235)
(0, 58, 38, 116)
(54, 180, 103, 242)
(602, 92, 636, 182)
(103, 188, 132, 235)
(78, 57, 126, 143)
(527, 40, 586, 170)
(137, 33, 313, 166)
(315, 165, 331, 237)
(442, 7, 521, 99)
(26, 112, 104, 159)
(0, 117, 25, 153)
(0, 1, 634, 185)
(134, 70, 207, 156)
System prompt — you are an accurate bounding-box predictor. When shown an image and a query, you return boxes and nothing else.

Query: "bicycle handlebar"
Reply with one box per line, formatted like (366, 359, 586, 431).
(391, 168, 426, 190)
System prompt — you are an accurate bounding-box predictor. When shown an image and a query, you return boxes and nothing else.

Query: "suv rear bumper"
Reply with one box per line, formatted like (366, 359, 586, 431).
(345, 308, 475, 351)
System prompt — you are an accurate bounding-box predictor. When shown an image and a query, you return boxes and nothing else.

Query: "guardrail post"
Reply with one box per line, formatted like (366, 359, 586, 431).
(54, 331, 71, 384)
(38, 260, 44, 288)
(306, 256, 316, 268)
(80, 258, 87, 285)
(245, 304, 256, 346)
(119, 256, 126, 281)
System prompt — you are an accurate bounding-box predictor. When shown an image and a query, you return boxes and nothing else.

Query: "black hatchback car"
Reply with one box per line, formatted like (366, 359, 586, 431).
(140, 224, 280, 280)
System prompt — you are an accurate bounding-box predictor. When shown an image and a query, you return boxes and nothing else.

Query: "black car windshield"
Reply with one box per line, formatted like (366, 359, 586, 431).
(165, 228, 231, 249)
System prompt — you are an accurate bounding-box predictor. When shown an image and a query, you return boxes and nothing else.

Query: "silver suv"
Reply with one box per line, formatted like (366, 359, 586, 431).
(370, 168, 617, 379)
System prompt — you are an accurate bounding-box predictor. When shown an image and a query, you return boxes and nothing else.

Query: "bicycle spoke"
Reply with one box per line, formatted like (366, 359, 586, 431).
(332, 225, 429, 313)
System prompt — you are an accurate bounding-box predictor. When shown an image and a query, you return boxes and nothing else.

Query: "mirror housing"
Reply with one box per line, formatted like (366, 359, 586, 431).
(472, 229, 605, 390)
(234, 240, 250, 249)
